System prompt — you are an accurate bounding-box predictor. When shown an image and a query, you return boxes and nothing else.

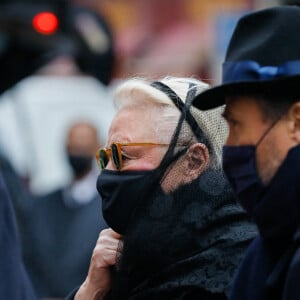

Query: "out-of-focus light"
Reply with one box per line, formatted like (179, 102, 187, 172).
(32, 12, 59, 35)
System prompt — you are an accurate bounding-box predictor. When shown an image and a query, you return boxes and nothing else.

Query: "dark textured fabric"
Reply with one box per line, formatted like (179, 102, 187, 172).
(107, 288, 229, 300)
(65, 287, 229, 300)
(23, 189, 107, 299)
(230, 145, 300, 300)
(0, 170, 37, 300)
(107, 169, 257, 300)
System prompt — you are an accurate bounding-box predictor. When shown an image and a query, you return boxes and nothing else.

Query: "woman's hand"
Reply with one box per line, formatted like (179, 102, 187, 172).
(74, 228, 122, 300)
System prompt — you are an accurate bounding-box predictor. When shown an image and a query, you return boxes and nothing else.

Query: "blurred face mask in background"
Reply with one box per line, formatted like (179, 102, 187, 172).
(67, 154, 93, 177)
(97, 168, 159, 234)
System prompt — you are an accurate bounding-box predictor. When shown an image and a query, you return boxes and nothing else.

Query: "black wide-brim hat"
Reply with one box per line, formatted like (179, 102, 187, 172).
(193, 6, 300, 110)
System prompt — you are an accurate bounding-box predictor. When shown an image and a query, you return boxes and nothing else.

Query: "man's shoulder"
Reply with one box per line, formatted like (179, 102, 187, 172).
(289, 226, 300, 271)
(231, 231, 300, 300)
(283, 229, 300, 299)
(240, 235, 263, 261)
(229, 236, 274, 299)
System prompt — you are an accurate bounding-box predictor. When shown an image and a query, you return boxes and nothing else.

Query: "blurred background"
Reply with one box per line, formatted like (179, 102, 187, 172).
(0, 0, 283, 196)
(0, 0, 294, 299)
(93, 0, 280, 81)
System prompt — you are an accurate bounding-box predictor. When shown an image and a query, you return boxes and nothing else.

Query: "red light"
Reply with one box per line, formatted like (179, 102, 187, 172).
(32, 12, 59, 35)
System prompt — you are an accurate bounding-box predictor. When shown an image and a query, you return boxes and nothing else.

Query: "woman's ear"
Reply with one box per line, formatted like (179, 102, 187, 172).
(288, 102, 300, 142)
(161, 143, 210, 193)
(184, 143, 209, 182)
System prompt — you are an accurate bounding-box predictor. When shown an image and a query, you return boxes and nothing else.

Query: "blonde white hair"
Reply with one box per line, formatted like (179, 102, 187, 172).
(112, 77, 228, 169)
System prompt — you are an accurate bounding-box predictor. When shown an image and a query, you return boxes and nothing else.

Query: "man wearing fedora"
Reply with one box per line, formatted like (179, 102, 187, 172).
(193, 5, 300, 300)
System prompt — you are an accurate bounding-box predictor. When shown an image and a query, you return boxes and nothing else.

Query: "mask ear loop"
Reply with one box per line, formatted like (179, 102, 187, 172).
(255, 117, 281, 149)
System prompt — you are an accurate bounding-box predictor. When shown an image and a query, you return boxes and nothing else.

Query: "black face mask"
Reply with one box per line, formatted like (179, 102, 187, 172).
(68, 154, 93, 177)
(96, 169, 159, 235)
(96, 145, 190, 235)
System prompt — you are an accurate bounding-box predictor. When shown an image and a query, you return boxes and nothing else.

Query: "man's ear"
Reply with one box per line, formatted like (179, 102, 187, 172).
(288, 102, 300, 142)
(184, 143, 209, 182)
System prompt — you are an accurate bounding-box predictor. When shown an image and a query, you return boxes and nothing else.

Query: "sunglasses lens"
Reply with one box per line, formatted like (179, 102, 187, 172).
(99, 149, 109, 169)
(111, 143, 121, 170)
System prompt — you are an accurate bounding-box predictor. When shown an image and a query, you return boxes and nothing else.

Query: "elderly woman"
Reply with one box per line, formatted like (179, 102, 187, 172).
(69, 77, 257, 300)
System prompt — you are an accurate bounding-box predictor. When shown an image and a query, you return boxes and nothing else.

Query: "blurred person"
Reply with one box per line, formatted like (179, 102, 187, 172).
(64, 122, 104, 207)
(0, 166, 37, 300)
(67, 76, 257, 300)
(193, 6, 300, 300)
(0, 1, 114, 299)
(23, 121, 107, 299)
(0, 0, 116, 195)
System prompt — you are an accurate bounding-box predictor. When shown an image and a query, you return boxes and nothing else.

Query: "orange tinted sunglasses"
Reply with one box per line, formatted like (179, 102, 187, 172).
(96, 142, 169, 170)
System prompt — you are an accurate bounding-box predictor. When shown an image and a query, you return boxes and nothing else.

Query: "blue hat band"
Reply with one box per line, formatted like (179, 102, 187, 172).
(222, 60, 300, 84)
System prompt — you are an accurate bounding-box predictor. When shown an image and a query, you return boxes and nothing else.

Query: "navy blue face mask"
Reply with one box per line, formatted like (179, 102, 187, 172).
(222, 119, 279, 215)
(222, 145, 264, 214)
